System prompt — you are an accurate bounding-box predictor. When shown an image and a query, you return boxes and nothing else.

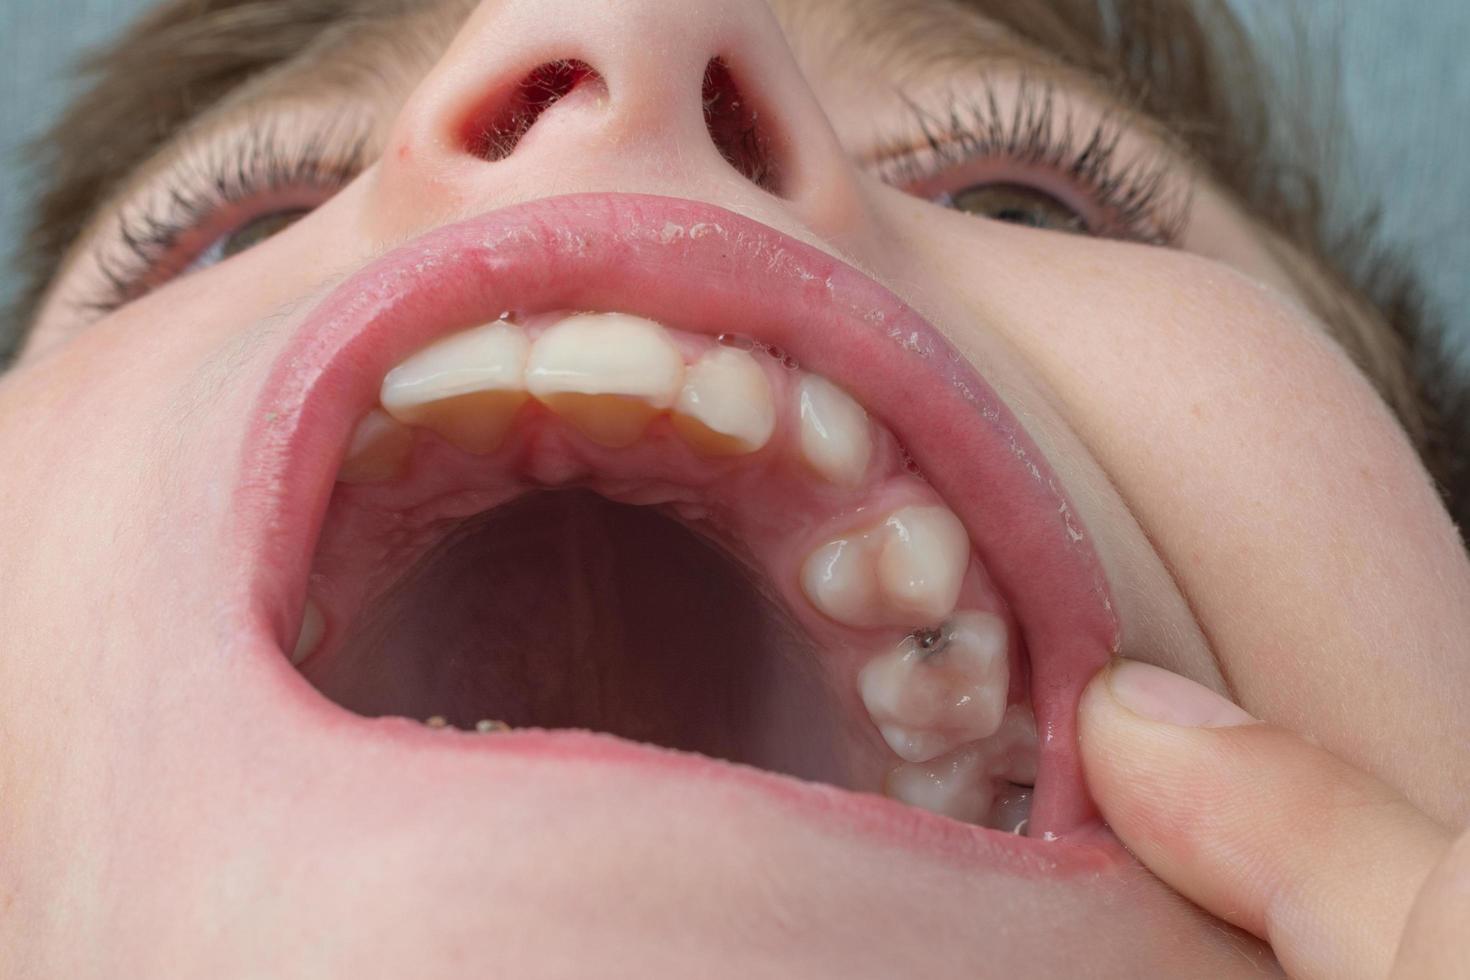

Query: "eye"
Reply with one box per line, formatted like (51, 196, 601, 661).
(85, 117, 369, 315)
(190, 207, 313, 272)
(875, 81, 1190, 247)
(938, 182, 1090, 235)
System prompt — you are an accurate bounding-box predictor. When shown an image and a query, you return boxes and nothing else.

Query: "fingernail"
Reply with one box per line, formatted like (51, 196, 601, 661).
(1106, 659, 1256, 728)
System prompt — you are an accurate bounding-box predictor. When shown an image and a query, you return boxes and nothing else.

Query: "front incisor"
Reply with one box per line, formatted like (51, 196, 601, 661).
(525, 313, 685, 447)
(380, 321, 530, 454)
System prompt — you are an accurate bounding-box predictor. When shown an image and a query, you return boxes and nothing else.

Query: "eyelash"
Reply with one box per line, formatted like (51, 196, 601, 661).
(86, 80, 1187, 314)
(86, 115, 368, 315)
(874, 78, 1192, 246)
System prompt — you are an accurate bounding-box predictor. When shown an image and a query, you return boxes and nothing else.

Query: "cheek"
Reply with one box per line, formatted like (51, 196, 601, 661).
(885, 209, 1470, 824)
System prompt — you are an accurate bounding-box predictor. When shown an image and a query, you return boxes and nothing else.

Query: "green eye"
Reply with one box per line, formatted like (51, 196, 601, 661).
(216, 208, 313, 261)
(942, 182, 1090, 236)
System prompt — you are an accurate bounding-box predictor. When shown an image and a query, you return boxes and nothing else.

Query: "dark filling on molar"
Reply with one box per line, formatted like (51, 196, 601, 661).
(304, 490, 854, 787)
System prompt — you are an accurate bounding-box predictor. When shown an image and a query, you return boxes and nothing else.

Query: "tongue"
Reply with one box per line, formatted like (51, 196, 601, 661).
(307, 490, 852, 784)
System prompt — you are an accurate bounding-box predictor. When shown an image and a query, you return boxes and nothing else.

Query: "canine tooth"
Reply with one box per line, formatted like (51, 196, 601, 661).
(291, 600, 325, 666)
(800, 536, 880, 627)
(885, 746, 994, 823)
(338, 409, 414, 483)
(796, 375, 872, 486)
(877, 506, 970, 622)
(859, 612, 1009, 763)
(380, 322, 530, 454)
(525, 313, 684, 447)
(671, 347, 776, 455)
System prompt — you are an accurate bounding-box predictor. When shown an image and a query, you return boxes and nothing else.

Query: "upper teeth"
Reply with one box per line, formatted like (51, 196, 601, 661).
(799, 505, 971, 629)
(380, 321, 531, 454)
(796, 375, 872, 486)
(524, 313, 686, 447)
(858, 611, 1010, 763)
(671, 346, 777, 455)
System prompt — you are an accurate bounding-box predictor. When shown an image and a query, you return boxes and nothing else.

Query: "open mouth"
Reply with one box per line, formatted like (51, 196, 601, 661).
(237, 194, 1117, 852)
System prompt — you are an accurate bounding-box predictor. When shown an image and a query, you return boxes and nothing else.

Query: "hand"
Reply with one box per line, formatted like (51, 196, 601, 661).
(1078, 659, 1468, 980)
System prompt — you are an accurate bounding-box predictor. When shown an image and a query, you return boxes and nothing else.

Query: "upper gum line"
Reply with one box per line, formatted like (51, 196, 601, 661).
(311, 309, 1038, 831)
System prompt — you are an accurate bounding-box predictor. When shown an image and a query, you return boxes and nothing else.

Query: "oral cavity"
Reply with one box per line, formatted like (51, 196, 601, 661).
(299, 311, 1039, 835)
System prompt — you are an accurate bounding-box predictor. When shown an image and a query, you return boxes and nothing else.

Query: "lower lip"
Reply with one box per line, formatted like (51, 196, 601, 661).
(233, 192, 1119, 850)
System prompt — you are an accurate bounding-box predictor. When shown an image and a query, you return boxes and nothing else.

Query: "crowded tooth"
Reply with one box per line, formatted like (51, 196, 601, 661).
(858, 611, 1010, 763)
(291, 600, 325, 666)
(338, 409, 414, 483)
(885, 745, 994, 823)
(796, 375, 872, 486)
(671, 347, 776, 456)
(877, 506, 970, 622)
(525, 313, 684, 447)
(380, 322, 530, 454)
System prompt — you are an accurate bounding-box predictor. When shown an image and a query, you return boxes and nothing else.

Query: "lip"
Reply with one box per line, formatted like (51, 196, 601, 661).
(232, 192, 1120, 858)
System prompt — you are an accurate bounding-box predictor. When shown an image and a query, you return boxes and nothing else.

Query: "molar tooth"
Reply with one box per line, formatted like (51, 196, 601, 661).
(989, 704, 1039, 785)
(339, 409, 414, 484)
(671, 347, 776, 455)
(800, 536, 880, 627)
(291, 600, 325, 667)
(525, 313, 684, 447)
(796, 375, 872, 486)
(380, 322, 530, 454)
(859, 611, 1009, 763)
(877, 505, 970, 622)
(885, 746, 994, 823)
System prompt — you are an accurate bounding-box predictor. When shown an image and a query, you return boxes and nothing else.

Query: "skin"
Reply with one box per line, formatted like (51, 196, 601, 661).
(2, 0, 1467, 975)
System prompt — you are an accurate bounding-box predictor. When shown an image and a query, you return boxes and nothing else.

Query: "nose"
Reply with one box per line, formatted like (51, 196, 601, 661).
(369, 0, 866, 243)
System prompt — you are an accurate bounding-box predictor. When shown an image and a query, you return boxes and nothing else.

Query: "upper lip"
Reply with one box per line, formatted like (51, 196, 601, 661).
(230, 192, 1119, 845)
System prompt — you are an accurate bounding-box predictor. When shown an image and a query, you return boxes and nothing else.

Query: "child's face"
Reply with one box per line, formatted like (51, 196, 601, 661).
(5, 0, 1468, 973)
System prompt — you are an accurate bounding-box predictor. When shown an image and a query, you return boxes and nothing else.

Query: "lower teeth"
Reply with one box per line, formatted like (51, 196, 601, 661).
(423, 716, 512, 733)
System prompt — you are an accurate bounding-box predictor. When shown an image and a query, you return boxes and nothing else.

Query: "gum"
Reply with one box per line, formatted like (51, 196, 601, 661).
(302, 316, 1034, 820)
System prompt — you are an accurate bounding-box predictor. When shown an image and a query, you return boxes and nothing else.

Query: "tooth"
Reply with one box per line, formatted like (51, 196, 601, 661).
(796, 375, 872, 486)
(291, 600, 325, 666)
(475, 719, 510, 733)
(380, 321, 530, 454)
(877, 506, 970, 622)
(989, 704, 1039, 785)
(671, 347, 776, 455)
(859, 611, 1010, 763)
(989, 786, 1033, 835)
(339, 409, 414, 483)
(525, 313, 684, 447)
(426, 716, 448, 729)
(800, 536, 880, 627)
(885, 746, 994, 823)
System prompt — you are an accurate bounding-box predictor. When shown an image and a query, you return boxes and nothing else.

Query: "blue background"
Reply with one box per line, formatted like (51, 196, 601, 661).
(2, 1, 1466, 357)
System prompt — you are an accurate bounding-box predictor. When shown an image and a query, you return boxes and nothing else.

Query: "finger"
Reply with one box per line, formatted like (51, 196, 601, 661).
(1391, 828, 1470, 979)
(1079, 659, 1450, 980)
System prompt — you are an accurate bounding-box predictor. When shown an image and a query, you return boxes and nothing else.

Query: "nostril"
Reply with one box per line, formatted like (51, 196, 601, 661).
(462, 60, 603, 161)
(702, 58, 782, 195)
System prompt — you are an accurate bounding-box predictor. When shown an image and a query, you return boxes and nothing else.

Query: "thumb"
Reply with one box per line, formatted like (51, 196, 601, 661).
(1079, 659, 1450, 980)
